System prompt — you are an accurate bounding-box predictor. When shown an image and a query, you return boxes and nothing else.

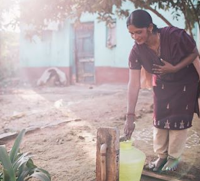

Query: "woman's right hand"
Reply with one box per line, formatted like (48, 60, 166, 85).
(124, 114, 136, 140)
(152, 59, 177, 75)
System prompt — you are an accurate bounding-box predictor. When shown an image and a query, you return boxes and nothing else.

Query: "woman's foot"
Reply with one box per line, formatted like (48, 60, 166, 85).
(145, 157, 167, 172)
(161, 157, 180, 171)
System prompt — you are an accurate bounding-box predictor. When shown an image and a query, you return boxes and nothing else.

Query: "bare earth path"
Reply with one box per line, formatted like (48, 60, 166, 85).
(0, 84, 199, 181)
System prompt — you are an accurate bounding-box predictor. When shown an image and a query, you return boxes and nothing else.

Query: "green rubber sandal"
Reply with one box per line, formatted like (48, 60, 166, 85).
(161, 157, 180, 172)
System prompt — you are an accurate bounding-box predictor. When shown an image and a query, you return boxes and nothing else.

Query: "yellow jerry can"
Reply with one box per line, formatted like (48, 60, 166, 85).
(120, 140, 146, 181)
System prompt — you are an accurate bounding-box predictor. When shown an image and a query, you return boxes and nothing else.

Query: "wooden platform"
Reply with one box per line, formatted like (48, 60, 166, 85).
(142, 170, 181, 181)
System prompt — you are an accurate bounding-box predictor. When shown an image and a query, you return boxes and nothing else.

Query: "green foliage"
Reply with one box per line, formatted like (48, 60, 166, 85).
(0, 129, 51, 181)
(129, 0, 199, 36)
(0, 0, 199, 36)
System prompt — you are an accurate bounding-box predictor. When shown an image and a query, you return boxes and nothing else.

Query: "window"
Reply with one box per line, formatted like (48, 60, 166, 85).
(106, 21, 116, 49)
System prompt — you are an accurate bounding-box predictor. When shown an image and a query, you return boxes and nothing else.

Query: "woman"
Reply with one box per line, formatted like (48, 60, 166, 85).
(124, 9, 200, 172)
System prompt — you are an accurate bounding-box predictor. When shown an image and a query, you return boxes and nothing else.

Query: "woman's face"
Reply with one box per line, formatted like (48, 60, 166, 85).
(128, 25, 150, 45)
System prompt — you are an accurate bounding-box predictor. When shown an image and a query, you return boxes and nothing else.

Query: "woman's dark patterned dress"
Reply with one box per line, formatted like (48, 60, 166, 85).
(129, 26, 199, 130)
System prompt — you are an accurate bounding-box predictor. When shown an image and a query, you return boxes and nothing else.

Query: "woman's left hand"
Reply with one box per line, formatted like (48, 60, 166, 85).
(152, 59, 177, 75)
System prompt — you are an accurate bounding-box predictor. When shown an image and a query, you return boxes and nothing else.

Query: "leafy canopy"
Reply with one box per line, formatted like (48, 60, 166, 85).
(0, 0, 199, 36)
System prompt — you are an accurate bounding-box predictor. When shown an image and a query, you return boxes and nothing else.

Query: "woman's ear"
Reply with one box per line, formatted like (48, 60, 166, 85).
(148, 23, 153, 33)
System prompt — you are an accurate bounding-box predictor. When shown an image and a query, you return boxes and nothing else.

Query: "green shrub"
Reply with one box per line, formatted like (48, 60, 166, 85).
(0, 129, 51, 181)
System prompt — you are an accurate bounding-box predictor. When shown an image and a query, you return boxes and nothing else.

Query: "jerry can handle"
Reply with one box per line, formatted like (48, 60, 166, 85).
(100, 143, 107, 181)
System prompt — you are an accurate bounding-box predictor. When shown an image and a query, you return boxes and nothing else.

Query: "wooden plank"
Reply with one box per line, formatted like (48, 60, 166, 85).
(96, 127, 119, 181)
(142, 170, 181, 181)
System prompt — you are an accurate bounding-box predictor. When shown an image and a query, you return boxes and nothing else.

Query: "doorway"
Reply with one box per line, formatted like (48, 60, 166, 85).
(74, 22, 95, 84)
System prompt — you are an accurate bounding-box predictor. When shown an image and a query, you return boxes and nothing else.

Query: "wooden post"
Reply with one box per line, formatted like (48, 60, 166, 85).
(96, 127, 119, 181)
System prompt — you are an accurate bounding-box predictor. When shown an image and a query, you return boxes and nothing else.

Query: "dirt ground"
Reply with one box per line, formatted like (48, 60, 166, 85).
(0, 84, 200, 181)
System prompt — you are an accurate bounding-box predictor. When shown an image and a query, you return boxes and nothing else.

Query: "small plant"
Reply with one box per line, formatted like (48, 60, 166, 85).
(0, 129, 51, 181)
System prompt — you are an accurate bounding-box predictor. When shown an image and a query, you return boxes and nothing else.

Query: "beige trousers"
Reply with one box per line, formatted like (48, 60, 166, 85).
(153, 127, 188, 159)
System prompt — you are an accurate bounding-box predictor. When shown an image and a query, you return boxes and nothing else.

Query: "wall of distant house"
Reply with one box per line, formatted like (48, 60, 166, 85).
(20, 22, 72, 83)
(20, 24, 71, 67)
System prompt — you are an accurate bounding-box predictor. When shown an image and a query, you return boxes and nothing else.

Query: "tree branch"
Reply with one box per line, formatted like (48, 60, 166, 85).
(181, 0, 193, 37)
(187, 0, 200, 27)
(130, 0, 173, 27)
(145, 5, 172, 26)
